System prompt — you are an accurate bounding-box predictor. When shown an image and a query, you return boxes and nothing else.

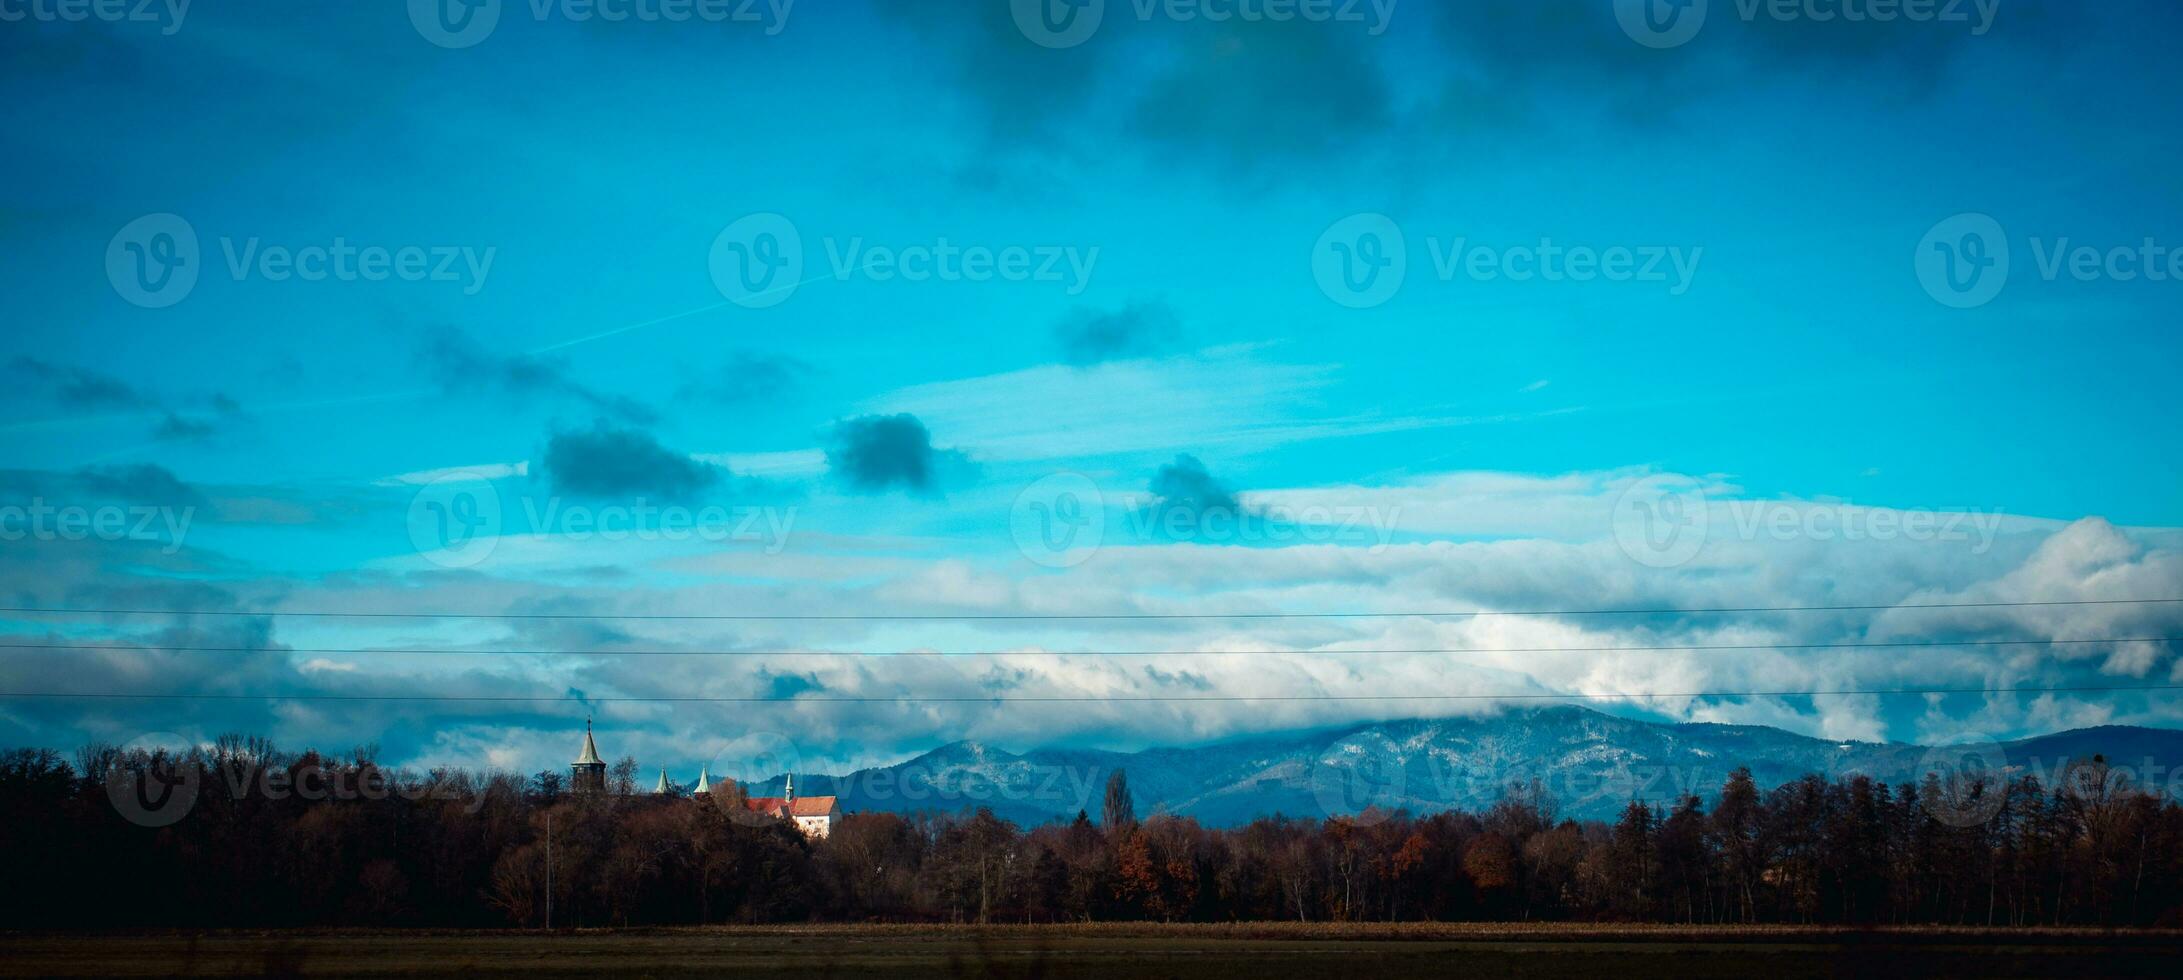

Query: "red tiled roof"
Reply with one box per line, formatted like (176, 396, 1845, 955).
(743, 796, 839, 818)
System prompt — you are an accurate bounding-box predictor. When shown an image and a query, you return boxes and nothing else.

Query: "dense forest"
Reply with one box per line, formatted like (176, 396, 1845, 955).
(4, 737, 2180, 929)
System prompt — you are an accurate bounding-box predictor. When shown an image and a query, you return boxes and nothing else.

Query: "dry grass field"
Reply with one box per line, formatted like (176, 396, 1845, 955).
(2, 923, 2178, 979)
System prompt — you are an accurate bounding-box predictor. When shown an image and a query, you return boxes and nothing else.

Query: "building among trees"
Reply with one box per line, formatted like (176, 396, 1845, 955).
(571, 726, 839, 838)
(740, 775, 841, 839)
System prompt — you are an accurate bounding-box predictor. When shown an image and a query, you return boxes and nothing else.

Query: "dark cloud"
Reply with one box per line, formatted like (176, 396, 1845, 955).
(422, 327, 656, 426)
(541, 423, 719, 501)
(1128, 18, 1395, 170)
(9, 358, 246, 442)
(10, 356, 148, 410)
(153, 412, 216, 443)
(0, 464, 203, 510)
(1055, 302, 1181, 365)
(153, 394, 248, 444)
(679, 351, 811, 405)
(1429, 0, 2084, 129)
(825, 414, 972, 496)
(886, 7, 1398, 174)
(874, 0, 1114, 149)
(72, 464, 203, 509)
(0, 608, 296, 741)
(1147, 454, 1241, 517)
(890, 0, 2091, 178)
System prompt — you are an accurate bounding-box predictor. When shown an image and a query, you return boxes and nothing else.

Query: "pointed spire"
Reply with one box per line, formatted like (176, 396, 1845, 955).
(574, 717, 603, 766)
(785, 772, 795, 802)
(693, 765, 714, 795)
(653, 768, 673, 794)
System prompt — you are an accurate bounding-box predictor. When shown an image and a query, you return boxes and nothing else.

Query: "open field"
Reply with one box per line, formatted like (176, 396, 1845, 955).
(2, 924, 2179, 979)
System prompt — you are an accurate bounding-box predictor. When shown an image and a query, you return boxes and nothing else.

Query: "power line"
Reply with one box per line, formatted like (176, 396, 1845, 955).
(1, 684, 2176, 705)
(0, 637, 2170, 658)
(0, 597, 2174, 623)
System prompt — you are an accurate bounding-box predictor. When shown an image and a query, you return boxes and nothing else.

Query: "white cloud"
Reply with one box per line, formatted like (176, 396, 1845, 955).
(9, 459, 2179, 778)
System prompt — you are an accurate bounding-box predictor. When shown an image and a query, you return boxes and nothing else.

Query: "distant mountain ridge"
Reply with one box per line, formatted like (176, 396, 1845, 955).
(744, 705, 2183, 826)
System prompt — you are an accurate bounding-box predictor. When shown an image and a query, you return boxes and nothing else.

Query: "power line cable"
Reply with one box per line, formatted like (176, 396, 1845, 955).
(2, 683, 2175, 705)
(0, 636, 2169, 658)
(0, 597, 2173, 622)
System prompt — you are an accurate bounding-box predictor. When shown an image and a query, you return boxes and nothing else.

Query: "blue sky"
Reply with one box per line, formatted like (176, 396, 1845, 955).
(2, 0, 2180, 780)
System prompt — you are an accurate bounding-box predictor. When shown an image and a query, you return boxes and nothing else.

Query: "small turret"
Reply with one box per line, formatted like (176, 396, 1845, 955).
(653, 768, 673, 795)
(693, 765, 714, 795)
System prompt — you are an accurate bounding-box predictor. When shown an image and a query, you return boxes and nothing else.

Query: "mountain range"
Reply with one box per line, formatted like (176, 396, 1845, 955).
(747, 705, 2183, 826)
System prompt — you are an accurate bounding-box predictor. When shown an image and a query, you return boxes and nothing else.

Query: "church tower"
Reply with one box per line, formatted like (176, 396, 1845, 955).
(571, 719, 607, 794)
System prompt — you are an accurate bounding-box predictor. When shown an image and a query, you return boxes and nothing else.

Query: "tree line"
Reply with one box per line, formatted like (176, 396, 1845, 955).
(2, 737, 2179, 928)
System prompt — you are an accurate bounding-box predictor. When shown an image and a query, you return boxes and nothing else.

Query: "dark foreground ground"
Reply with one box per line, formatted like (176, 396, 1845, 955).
(2, 924, 2177, 979)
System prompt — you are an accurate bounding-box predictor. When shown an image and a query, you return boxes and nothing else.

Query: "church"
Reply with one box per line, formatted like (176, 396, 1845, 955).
(572, 723, 841, 839)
